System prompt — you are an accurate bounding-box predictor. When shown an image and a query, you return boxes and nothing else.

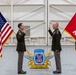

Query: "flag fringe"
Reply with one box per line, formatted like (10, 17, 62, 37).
(64, 30, 76, 42)
(0, 55, 2, 58)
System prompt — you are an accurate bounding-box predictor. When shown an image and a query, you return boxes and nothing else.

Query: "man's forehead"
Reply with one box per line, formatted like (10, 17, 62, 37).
(21, 24, 24, 26)
(53, 22, 58, 25)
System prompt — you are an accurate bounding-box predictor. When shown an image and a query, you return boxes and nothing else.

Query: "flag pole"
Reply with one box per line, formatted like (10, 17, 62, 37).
(75, 40, 76, 50)
(62, 30, 65, 35)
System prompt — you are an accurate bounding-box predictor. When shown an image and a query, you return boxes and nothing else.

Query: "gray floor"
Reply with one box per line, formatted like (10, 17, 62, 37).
(0, 45, 76, 75)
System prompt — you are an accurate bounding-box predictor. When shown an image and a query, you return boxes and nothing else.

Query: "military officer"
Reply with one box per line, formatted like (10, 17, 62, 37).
(48, 22, 62, 74)
(16, 23, 26, 74)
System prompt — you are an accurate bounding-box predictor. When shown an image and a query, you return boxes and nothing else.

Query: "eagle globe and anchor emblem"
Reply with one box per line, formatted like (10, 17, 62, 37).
(25, 48, 53, 69)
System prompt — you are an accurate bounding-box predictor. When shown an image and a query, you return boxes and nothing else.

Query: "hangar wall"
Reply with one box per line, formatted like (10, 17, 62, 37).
(0, 0, 75, 46)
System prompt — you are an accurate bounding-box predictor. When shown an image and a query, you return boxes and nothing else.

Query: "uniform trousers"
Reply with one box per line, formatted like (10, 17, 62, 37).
(18, 52, 24, 71)
(54, 51, 61, 72)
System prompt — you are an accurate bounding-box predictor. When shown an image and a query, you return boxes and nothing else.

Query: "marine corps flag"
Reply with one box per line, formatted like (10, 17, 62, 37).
(64, 13, 76, 41)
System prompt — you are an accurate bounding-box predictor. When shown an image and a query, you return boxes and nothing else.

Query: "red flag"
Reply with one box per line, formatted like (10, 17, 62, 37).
(64, 13, 76, 41)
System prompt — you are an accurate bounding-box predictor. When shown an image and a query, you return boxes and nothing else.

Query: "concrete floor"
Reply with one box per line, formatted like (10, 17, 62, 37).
(0, 45, 76, 75)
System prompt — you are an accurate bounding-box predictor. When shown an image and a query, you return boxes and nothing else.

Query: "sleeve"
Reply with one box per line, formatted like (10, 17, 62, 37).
(48, 29, 53, 36)
(55, 31, 61, 50)
(16, 32, 26, 40)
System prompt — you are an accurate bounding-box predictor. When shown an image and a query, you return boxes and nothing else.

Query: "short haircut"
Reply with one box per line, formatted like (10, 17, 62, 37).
(18, 23, 22, 28)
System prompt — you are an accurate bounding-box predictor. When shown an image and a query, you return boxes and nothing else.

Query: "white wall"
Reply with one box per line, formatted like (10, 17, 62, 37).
(0, 0, 76, 45)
